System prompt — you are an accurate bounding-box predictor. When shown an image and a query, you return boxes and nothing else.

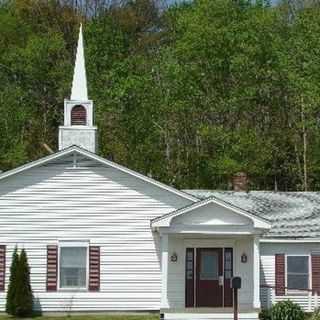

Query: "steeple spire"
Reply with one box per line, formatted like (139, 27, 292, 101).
(59, 24, 97, 153)
(71, 24, 88, 100)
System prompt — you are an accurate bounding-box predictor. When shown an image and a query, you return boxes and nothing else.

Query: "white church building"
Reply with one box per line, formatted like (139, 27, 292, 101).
(0, 26, 320, 319)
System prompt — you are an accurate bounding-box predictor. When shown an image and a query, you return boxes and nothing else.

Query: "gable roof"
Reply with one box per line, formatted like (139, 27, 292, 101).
(151, 195, 271, 230)
(184, 190, 320, 239)
(0, 145, 198, 203)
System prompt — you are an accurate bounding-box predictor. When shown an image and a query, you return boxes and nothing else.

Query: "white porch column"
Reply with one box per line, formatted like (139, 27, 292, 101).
(253, 235, 261, 309)
(160, 233, 169, 309)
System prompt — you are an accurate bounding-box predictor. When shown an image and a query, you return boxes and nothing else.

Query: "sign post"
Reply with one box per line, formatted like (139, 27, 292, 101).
(231, 277, 242, 320)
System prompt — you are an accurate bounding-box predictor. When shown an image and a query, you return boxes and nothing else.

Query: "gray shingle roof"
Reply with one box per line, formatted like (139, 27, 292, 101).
(183, 190, 320, 239)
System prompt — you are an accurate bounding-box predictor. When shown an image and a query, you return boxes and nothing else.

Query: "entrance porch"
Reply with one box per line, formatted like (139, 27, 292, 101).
(151, 198, 271, 320)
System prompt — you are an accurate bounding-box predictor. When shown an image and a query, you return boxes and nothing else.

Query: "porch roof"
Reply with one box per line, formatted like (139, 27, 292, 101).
(151, 196, 271, 231)
(184, 190, 320, 239)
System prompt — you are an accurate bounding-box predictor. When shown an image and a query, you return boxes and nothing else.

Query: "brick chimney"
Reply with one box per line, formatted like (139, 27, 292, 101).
(232, 172, 248, 191)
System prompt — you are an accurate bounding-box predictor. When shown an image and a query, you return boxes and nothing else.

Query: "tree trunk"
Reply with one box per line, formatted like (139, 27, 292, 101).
(301, 98, 308, 191)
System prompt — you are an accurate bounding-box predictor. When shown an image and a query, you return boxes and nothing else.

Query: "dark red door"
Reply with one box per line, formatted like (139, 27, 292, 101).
(196, 248, 223, 307)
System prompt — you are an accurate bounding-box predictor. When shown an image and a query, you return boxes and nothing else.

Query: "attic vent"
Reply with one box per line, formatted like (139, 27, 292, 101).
(71, 105, 87, 125)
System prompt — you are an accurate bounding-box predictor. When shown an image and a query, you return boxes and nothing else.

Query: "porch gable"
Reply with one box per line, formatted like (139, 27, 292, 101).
(152, 198, 271, 233)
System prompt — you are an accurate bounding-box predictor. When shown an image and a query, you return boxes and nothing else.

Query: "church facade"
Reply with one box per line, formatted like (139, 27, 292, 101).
(0, 26, 320, 319)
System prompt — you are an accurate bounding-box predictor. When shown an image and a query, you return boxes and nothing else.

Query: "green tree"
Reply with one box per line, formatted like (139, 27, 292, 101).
(6, 246, 19, 315)
(2, 0, 320, 191)
(14, 249, 33, 317)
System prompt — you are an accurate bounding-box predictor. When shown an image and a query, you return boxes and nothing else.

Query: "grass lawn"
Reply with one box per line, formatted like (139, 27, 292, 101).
(0, 315, 159, 320)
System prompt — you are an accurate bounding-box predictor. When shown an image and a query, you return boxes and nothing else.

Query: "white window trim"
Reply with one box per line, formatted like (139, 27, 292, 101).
(285, 254, 311, 296)
(58, 241, 90, 292)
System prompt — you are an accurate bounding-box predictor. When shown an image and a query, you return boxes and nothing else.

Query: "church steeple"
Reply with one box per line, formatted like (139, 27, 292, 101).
(71, 24, 88, 101)
(59, 25, 97, 153)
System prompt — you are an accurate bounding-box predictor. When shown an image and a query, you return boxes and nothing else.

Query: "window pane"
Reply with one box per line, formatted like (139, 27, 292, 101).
(225, 252, 232, 270)
(60, 267, 86, 287)
(187, 251, 193, 260)
(186, 248, 194, 280)
(287, 274, 309, 290)
(287, 256, 309, 290)
(60, 247, 87, 267)
(60, 247, 87, 288)
(200, 250, 218, 280)
(287, 256, 308, 273)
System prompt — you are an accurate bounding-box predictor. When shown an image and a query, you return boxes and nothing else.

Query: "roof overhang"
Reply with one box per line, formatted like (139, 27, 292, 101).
(260, 238, 320, 243)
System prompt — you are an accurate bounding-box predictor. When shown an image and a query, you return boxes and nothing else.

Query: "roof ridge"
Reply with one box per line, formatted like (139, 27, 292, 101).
(183, 189, 320, 194)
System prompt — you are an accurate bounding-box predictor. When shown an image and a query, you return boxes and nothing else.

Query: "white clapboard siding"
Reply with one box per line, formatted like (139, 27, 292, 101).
(260, 243, 320, 312)
(0, 153, 192, 312)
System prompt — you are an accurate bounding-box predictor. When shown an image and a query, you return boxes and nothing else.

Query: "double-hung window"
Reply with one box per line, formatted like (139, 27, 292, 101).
(286, 255, 309, 291)
(59, 243, 88, 290)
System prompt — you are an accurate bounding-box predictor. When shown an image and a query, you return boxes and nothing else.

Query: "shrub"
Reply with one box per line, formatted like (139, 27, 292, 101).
(6, 246, 19, 315)
(271, 300, 304, 320)
(14, 249, 33, 317)
(310, 308, 320, 320)
(260, 309, 272, 320)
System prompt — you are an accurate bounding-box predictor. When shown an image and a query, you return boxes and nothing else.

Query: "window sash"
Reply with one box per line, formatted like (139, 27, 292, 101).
(287, 274, 309, 290)
(286, 256, 310, 291)
(60, 267, 87, 288)
(287, 256, 309, 273)
(59, 246, 88, 289)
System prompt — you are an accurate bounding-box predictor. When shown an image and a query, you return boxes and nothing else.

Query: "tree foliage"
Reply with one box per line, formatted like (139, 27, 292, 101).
(14, 249, 33, 317)
(1, 0, 320, 191)
(6, 246, 19, 315)
(5, 247, 33, 317)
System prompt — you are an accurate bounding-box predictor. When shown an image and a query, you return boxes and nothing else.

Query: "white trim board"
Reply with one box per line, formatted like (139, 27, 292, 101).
(183, 238, 236, 247)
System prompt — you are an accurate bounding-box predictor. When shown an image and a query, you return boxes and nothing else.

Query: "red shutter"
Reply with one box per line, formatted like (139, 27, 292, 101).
(89, 246, 100, 291)
(47, 245, 58, 291)
(0, 246, 5, 291)
(275, 254, 285, 296)
(312, 255, 320, 295)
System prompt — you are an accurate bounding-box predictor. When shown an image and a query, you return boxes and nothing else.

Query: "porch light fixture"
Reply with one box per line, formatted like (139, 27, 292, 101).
(170, 252, 178, 262)
(241, 253, 248, 263)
